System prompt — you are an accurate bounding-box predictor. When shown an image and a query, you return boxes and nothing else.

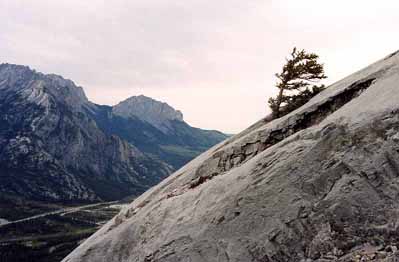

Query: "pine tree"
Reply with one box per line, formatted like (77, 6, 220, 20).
(268, 47, 327, 118)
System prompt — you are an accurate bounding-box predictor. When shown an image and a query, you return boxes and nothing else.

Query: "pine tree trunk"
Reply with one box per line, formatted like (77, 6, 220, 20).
(275, 86, 284, 118)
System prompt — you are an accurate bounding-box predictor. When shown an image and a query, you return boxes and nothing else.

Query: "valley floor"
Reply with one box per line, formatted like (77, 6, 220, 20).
(0, 201, 126, 262)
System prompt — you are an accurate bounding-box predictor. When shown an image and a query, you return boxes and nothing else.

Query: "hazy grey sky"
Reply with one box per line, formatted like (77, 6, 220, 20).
(1, 0, 399, 133)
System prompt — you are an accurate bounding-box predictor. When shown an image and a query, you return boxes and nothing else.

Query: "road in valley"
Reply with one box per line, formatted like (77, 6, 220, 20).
(0, 201, 118, 228)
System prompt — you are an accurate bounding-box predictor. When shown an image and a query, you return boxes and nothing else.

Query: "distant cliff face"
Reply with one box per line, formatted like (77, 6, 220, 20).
(97, 96, 228, 169)
(0, 64, 171, 203)
(0, 64, 227, 207)
(64, 51, 399, 262)
(113, 95, 183, 133)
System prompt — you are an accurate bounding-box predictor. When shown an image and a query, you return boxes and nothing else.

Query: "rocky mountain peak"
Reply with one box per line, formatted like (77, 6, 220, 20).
(112, 95, 184, 133)
(0, 63, 91, 112)
(0, 63, 34, 90)
(0, 63, 176, 205)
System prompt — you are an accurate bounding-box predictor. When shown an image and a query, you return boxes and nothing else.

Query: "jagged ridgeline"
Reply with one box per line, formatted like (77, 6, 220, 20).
(63, 51, 399, 262)
(0, 64, 228, 211)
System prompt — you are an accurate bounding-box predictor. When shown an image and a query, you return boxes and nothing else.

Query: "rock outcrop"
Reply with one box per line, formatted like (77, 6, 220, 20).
(96, 97, 228, 169)
(113, 95, 184, 133)
(64, 51, 399, 262)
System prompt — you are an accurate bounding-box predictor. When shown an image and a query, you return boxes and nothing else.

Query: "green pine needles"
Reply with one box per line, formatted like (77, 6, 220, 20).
(268, 47, 327, 119)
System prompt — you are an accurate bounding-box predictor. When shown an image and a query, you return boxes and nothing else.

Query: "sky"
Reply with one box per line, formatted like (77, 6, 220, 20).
(1, 0, 399, 133)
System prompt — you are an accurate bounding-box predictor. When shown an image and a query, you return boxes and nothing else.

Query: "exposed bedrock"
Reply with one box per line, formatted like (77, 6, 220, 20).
(64, 51, 399, 261)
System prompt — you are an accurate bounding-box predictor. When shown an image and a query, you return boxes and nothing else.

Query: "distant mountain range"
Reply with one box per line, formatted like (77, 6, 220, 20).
(94, 95, 227, 169)
(0, 63, 227, 215)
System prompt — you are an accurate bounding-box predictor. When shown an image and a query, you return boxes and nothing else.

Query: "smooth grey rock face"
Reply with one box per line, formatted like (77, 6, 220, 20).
(64, 51, 399, 262)
(113, 95, 184, 133)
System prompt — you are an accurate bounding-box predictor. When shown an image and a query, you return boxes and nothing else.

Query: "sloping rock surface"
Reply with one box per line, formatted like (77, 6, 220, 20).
(65, 51, 399, 261)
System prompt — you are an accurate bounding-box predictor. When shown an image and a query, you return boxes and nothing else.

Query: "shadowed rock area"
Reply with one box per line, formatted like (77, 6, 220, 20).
(0, 64, 172, 203)
(0, 64, 227, 208)
(64, 51, 399, 262)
